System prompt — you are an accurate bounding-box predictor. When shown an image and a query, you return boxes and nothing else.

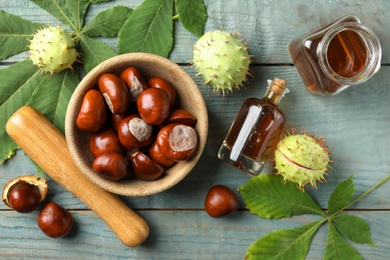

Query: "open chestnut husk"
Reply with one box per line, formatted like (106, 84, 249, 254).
(2, 175, 48, 213)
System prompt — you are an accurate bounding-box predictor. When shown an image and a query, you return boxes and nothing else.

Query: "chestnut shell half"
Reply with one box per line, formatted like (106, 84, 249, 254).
(2, 175, 48, 213)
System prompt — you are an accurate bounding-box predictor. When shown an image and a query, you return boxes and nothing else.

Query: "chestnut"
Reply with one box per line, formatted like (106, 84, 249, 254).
(76, 89, 107, 132)
(205, 185, 238, 218)
(37, 202, 73, 238)
(117, 114, 153, 151)
(137, 88, 170, 125)
(120, 66, 148, 102)
(98, 73, 130, 114)
(130, 151, 164, 181)
(89, 127, 125, 158)
(148, 77, 176, 107)
(2, 175, 48, 213)
(164, 109, 197, 127)
(92, 153, 130, 181)
(147, 142, 175, 168)
(109, 110, 133, 132)
(156, 123, 198, 162)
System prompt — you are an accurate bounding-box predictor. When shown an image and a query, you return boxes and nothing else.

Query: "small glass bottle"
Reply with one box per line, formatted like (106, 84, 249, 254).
(218, 78, 289, 175)
(289, 15, 381, 95)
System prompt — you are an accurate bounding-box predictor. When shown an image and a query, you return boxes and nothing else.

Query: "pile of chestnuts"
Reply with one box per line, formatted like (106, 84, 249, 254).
(2, 175, 73, 238)
(76, 66, 199, 181)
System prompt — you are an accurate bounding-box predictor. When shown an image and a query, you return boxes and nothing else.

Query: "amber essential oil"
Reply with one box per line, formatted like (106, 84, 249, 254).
(218, 78, 288, 175)
(289, 15, 381, 95)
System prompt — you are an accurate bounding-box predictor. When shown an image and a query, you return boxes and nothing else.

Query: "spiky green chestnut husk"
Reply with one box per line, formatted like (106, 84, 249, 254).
(274, 133, 330, 190)
(29, 26, 78, 74)
(193, 30, 251, 95)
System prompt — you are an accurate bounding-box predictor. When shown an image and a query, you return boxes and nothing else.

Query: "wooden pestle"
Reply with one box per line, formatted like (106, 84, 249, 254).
(6, 106, 149, 247)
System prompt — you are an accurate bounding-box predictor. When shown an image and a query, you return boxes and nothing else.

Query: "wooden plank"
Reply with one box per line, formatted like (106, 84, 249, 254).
(0, 0, 389, 258)
(1, 0, 389, 64)
(0, 210, 388, 258)
(1, 65, 389, 210)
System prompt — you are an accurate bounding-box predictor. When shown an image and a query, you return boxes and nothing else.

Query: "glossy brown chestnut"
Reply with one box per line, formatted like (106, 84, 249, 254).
(8, 182, 41, 213)
(164, 109, 197, 127)
(137, 88, 170, 125)
(109, 110, 133, 132)
(76, 89, 107, 132)
(89, 127, 124, 158)
(148, 77, 176, 107)
(120, 66, 148, 102)
(156, 123, 198, 162)
(117, 114, 153, 151)
(2, 175, 48, 213)
(37, 202, 73, 238)
(147, 142, 175, 168)
(204, 185, 238, 218)
(130, 151, 164, 181)
(92, 153, 129, 181)
(98, 73, 130, 114)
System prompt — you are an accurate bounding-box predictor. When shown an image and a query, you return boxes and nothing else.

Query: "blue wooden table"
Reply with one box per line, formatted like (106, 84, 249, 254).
(1, 0, 390, 259)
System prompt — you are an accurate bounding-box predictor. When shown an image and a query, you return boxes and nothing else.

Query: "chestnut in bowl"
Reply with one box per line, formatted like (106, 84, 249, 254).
(65, 53, 208, 196)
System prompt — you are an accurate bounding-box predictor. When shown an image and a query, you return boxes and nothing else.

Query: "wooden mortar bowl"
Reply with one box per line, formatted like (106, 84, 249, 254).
(65, 53, 208, 196)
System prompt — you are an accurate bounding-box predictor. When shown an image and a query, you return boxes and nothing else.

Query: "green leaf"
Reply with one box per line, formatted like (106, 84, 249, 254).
(82, 6, 133, 37)
(239, 174, 325, 219)
(0, 10, 43, 61)
(332, 214, 375, 246)
(0, 60, 46, 164)
(246, 219, 324, 260)
(175, 0, 207, 38)
(26, 68, 80, 133)
(0, 60, 80, 164)
(30, 0, 77, 31)
(117, 0, 174, 57)
(89, 0, 110, 2)
(32, 159, 46, 178)
(66, 0, 91, 31)
(324, 222, 362, 260)
(327, 175, 355, 215)
(79, 35, 117, 73)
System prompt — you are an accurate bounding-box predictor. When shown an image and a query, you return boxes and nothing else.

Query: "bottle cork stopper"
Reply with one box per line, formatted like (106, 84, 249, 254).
(269, 78, 287, 95)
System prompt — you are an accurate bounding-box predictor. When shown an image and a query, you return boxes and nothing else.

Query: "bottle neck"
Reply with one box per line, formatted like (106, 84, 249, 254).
(263, 89, 284, 105)
(262, 78, 289, 105)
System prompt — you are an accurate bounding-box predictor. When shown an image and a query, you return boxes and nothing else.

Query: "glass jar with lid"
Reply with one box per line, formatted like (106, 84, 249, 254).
(289, 15, 381, 95)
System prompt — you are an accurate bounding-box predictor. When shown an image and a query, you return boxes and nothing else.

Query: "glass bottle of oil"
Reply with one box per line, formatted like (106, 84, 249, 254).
(218, 78, 289, 175)
(289, 15, 381, 95)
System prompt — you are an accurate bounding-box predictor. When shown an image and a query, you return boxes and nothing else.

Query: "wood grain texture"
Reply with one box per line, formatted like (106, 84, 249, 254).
(1, 66, 389, 210)
(1, 0, 390, 258)
(1, 0, 389, 64)
(0, 211, 388, 259)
